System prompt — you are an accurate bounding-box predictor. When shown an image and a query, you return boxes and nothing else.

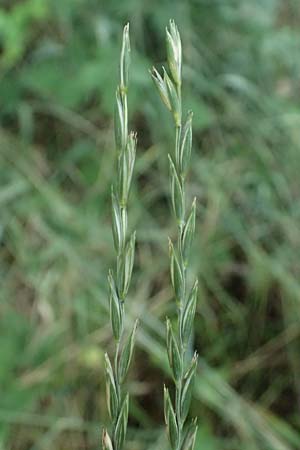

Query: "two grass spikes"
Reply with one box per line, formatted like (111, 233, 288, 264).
(151, 20, 198, 450)
(102, 24, 138, 450)
(103, 20, 198, 450)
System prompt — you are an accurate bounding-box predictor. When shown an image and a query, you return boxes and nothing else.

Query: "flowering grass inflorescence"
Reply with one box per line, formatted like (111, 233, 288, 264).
(102, 24, 138, 450)
(151, 20, 198, 450)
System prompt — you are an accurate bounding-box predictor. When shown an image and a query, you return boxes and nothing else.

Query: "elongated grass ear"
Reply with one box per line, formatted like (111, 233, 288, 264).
(151, 20, 198, 450)
(103, 23, 138, 450)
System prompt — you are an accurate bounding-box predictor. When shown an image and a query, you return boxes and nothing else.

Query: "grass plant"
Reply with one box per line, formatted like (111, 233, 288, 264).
(1, 2, 300, 450)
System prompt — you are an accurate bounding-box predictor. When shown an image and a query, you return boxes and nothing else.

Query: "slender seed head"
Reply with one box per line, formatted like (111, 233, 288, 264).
(150, 20, 197, 450)
(106, 23, 138, 450)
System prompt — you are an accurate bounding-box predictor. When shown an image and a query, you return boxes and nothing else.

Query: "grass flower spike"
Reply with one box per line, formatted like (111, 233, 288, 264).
(102, 23, 138, 450)
(152, 20, 198, 450)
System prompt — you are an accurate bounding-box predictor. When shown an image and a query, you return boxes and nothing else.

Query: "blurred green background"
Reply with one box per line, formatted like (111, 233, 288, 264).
(1, 0, 300, 449)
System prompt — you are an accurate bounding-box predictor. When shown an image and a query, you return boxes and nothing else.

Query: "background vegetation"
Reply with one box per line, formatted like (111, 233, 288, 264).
(1, 0, 300, 449)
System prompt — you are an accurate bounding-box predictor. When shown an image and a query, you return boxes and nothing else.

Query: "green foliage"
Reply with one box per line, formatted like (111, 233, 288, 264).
(1, 1, 300, 449)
